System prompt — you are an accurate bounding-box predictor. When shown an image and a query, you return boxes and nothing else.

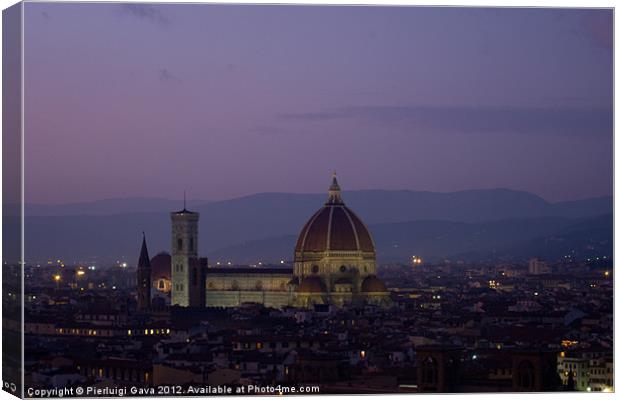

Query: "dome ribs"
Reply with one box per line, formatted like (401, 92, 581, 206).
(347, 209, 375, 252)
(299, 207, 331, 252)
(329, 207, 358, 251)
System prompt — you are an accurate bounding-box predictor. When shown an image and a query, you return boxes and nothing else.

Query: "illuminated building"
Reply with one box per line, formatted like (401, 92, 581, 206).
(170, 202, 205, 307)
(290, 173, 390, 307)
(138, 174, 390, 309)
(528, 258, 551, 275)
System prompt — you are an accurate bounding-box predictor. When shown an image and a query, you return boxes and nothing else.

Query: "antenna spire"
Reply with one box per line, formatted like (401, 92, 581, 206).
(183, 190, 187, 210)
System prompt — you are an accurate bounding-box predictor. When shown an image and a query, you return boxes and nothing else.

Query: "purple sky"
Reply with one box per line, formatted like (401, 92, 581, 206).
(24, 4, 612, 204)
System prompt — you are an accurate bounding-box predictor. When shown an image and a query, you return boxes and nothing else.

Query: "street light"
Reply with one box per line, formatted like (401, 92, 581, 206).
(53, 274, 61, 289)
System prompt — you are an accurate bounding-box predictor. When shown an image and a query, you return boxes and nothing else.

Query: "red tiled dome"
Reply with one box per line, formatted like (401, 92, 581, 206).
(361, 275, 387, 292)
(150, 252, 171, 280)
(295, 175, 374, 254)
(297, 276, 327, 293)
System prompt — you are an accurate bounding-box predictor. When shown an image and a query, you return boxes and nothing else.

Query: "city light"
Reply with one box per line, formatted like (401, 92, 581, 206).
(53, 274, 61, 282)
(561, 340, 579, 348)
(76, 270, 85, 276)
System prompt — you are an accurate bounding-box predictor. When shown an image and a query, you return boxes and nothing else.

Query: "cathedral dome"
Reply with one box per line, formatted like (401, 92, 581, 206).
(150, 252, 171, 280)
(297, 276, 327, 293)
(295, 174, 375, 254)
(361, 275, 388, 292)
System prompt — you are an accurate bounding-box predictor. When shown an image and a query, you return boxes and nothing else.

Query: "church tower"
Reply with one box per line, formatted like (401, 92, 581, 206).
(170, 200, 201, 307)
(137, 233, 151, 311)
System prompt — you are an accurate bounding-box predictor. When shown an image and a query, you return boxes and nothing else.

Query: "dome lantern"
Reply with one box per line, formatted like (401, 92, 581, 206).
(327, 171, 343, 205)
(294, 174, 375, 254)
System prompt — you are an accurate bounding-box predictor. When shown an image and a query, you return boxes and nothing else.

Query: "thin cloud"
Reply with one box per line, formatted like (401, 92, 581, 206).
(159, 68, 181, 83)
(569, 11, 613, 54)
(119, 4, 171, 27)
(278, 105, 612, 136)
(581, 12, 613, 53)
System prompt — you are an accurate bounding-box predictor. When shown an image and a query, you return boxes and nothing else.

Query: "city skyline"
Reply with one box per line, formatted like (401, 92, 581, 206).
(23, 4, 612, 204)
(4, 3, 614, 396)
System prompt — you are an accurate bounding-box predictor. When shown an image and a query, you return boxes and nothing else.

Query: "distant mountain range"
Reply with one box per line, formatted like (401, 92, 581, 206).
(14, 198, 208, 216)
(6, 189, 612, 265)
(209, 214, 612, 264)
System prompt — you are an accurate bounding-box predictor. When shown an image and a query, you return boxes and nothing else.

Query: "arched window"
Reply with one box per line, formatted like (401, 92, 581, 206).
(189, 237, 194, 252)
(177, 238, 183, 251)
(311, 265, 319, 274)
(159, 280, 165, 289)
(340, 265, 347, 273)
(192, 268, 198, 285)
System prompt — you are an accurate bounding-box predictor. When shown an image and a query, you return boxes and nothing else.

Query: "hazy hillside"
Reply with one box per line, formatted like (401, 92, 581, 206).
(494, 214, 613, 261)
(12, 189, 612, 265)
(18, 190, 612, 221)
(207, 214, 612, 264)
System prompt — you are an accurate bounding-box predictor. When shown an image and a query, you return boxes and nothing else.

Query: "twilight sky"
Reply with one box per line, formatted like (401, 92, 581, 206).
(24, 3, 613, 204)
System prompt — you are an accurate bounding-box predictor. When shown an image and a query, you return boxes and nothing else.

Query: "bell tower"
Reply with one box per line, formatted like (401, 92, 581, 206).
(137, 233, 151, 311)
(170, 196, 201, 307)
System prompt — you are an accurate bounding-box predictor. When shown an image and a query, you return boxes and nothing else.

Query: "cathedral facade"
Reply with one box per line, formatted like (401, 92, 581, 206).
(137, 175, 390, 309)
